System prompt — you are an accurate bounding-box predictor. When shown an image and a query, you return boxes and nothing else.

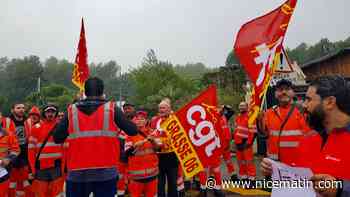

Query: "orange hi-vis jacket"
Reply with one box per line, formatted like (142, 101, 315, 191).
(264, 103, 310, 165)
(125, 127, 159, 180)
(297, 128, 350, 180)
(66, 101, 120, 171)
(234, 112, 256, 145)
(28, 119, 64, 175)
(220, 116, 232, 149)
(0, 117, 20, 172)
(150, 116, 172, 154)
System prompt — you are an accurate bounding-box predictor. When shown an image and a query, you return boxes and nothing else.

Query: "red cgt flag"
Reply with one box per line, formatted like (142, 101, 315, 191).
(72, 18, 89, 91)
(160, 85, 224, 178)
(234, 0, 297, 126)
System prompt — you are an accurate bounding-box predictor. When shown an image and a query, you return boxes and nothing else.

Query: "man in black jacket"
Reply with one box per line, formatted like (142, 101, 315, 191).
(52, 77, 138, 197)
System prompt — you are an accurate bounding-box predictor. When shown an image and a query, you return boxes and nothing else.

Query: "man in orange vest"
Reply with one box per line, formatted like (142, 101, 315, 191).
(261, 76, 350, 197)
(150, 98, 179, 197)
(9, 103, 33, 197)
(233, 102, 256, 181)
(0, 113, 20, 197)
(257, 79, 310, 165)
(220, 105, 237, 181)
(28, 104, 65, 197)
(52, 77, 138, 197)
(116, 103, 136, 197)
(27, 106, 41, 132)
(125, 111, 161, 197)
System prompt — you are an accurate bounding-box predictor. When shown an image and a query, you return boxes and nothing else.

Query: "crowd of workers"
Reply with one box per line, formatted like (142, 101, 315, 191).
(0, 75, 349, 197)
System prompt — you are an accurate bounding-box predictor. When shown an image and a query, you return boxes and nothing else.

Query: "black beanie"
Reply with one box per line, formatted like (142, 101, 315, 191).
(84, 77, 104, 97)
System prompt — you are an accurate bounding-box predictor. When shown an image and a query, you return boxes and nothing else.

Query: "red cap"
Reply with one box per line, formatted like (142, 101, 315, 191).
(29, 106, 40, 116)
(136, 111, 148, 118)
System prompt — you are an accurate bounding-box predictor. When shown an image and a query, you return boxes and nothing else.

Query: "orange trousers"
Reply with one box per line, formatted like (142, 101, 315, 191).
(0, 179, 10, 197)
(222, 150, 235, 175)
(198, 165, 222, 190)
(128, 179, 157, 197)
(236, 146, 256, 179)
(9, 167, 34, 197)
(31, 177, 65, 197)
(116, 162, 127, 196)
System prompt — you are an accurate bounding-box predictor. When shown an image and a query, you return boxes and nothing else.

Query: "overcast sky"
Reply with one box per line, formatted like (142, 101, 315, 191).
(0, 0, 348, 71)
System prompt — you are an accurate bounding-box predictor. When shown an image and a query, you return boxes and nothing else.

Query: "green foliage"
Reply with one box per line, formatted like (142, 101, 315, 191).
(25, 84, 74, 111)
(130, 49, 197, 113)
(286, 36, 350, 64)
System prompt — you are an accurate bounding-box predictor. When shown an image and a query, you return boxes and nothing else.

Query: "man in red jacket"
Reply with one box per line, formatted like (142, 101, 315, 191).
(28, 104, 65, 197)
(261, 76, 350, 197)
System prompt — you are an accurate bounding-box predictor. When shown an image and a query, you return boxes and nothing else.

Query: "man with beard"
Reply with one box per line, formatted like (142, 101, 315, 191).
(9, 103, 33, 197)
(123, 103, 136, 120)
(28, 104, 65, 197)
(261, 76, 350, 197)
(257, 79, 311, 166)
(117, 102, 136, 197)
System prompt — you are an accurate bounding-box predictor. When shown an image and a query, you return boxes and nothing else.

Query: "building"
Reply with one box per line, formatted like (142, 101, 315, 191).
(301, 48, 350, 81)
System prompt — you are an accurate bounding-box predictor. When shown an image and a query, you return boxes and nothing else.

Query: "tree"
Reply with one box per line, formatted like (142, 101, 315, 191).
(130, 49, 196, 113)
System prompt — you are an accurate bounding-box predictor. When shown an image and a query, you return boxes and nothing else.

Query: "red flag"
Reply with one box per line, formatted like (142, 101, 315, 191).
(72, 18, 89, 91)
(234, 0, 297, 125)
(160, 85, 224, 178)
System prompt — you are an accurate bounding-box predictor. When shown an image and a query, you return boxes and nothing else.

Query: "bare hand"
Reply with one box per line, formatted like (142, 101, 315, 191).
(260, 158, 273, 176)
(310, 174, 339, 197)
(0, 159, 10, 167)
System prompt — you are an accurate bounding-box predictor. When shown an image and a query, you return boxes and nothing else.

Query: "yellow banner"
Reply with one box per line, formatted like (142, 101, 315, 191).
(161, 115, 204, 178)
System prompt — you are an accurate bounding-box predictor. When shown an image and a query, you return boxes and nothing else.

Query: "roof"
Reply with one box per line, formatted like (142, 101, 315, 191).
(301, 48, 350, 69)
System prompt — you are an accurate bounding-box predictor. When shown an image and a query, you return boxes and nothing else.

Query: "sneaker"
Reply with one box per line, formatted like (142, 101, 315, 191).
(178, 189, 186, 197)
(198, 188, 207, 197)
(213, 189, 225, 197)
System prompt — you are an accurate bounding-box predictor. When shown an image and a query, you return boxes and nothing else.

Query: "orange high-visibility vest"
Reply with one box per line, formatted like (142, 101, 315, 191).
(66, 101, 120, 171)
(126, 128, 159, 180)
(264, 104, 310, 165)
(28, 120, 64, 175)
(0, 117, 20, 163)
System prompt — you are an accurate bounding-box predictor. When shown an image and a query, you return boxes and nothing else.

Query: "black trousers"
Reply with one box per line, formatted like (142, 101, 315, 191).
(158, 165, 178, 197)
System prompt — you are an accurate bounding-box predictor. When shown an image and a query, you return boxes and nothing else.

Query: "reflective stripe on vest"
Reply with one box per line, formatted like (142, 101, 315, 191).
(39, 153, 62, 159)
(68, 130, 117, 139)
(128, 167, 158, 176)
(37, 142, 61, 147)
(5, 118, 10, 130)
(134, 148, 155, 156)
(279, 141, 299, 148)
(69, 103, 116, 139)
(236, 126, 249, 131)
(270, 130, 303, 137)
(236, 133, 248, 138)
(0, 147, 8, 153)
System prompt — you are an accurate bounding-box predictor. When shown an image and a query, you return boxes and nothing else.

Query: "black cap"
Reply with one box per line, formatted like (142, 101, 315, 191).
(275, 79, 293, 88)
(123, 102, 134, 108)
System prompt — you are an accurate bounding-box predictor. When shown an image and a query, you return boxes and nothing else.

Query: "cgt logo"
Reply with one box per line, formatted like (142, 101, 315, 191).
(187, 104, 221, 157)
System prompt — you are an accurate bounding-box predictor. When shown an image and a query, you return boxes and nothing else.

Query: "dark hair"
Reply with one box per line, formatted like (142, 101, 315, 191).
(275, 79, 293, 89)
(310, 75, 350, 115)
(11, 102, 25, 109)
(84, 77, 104, 97)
